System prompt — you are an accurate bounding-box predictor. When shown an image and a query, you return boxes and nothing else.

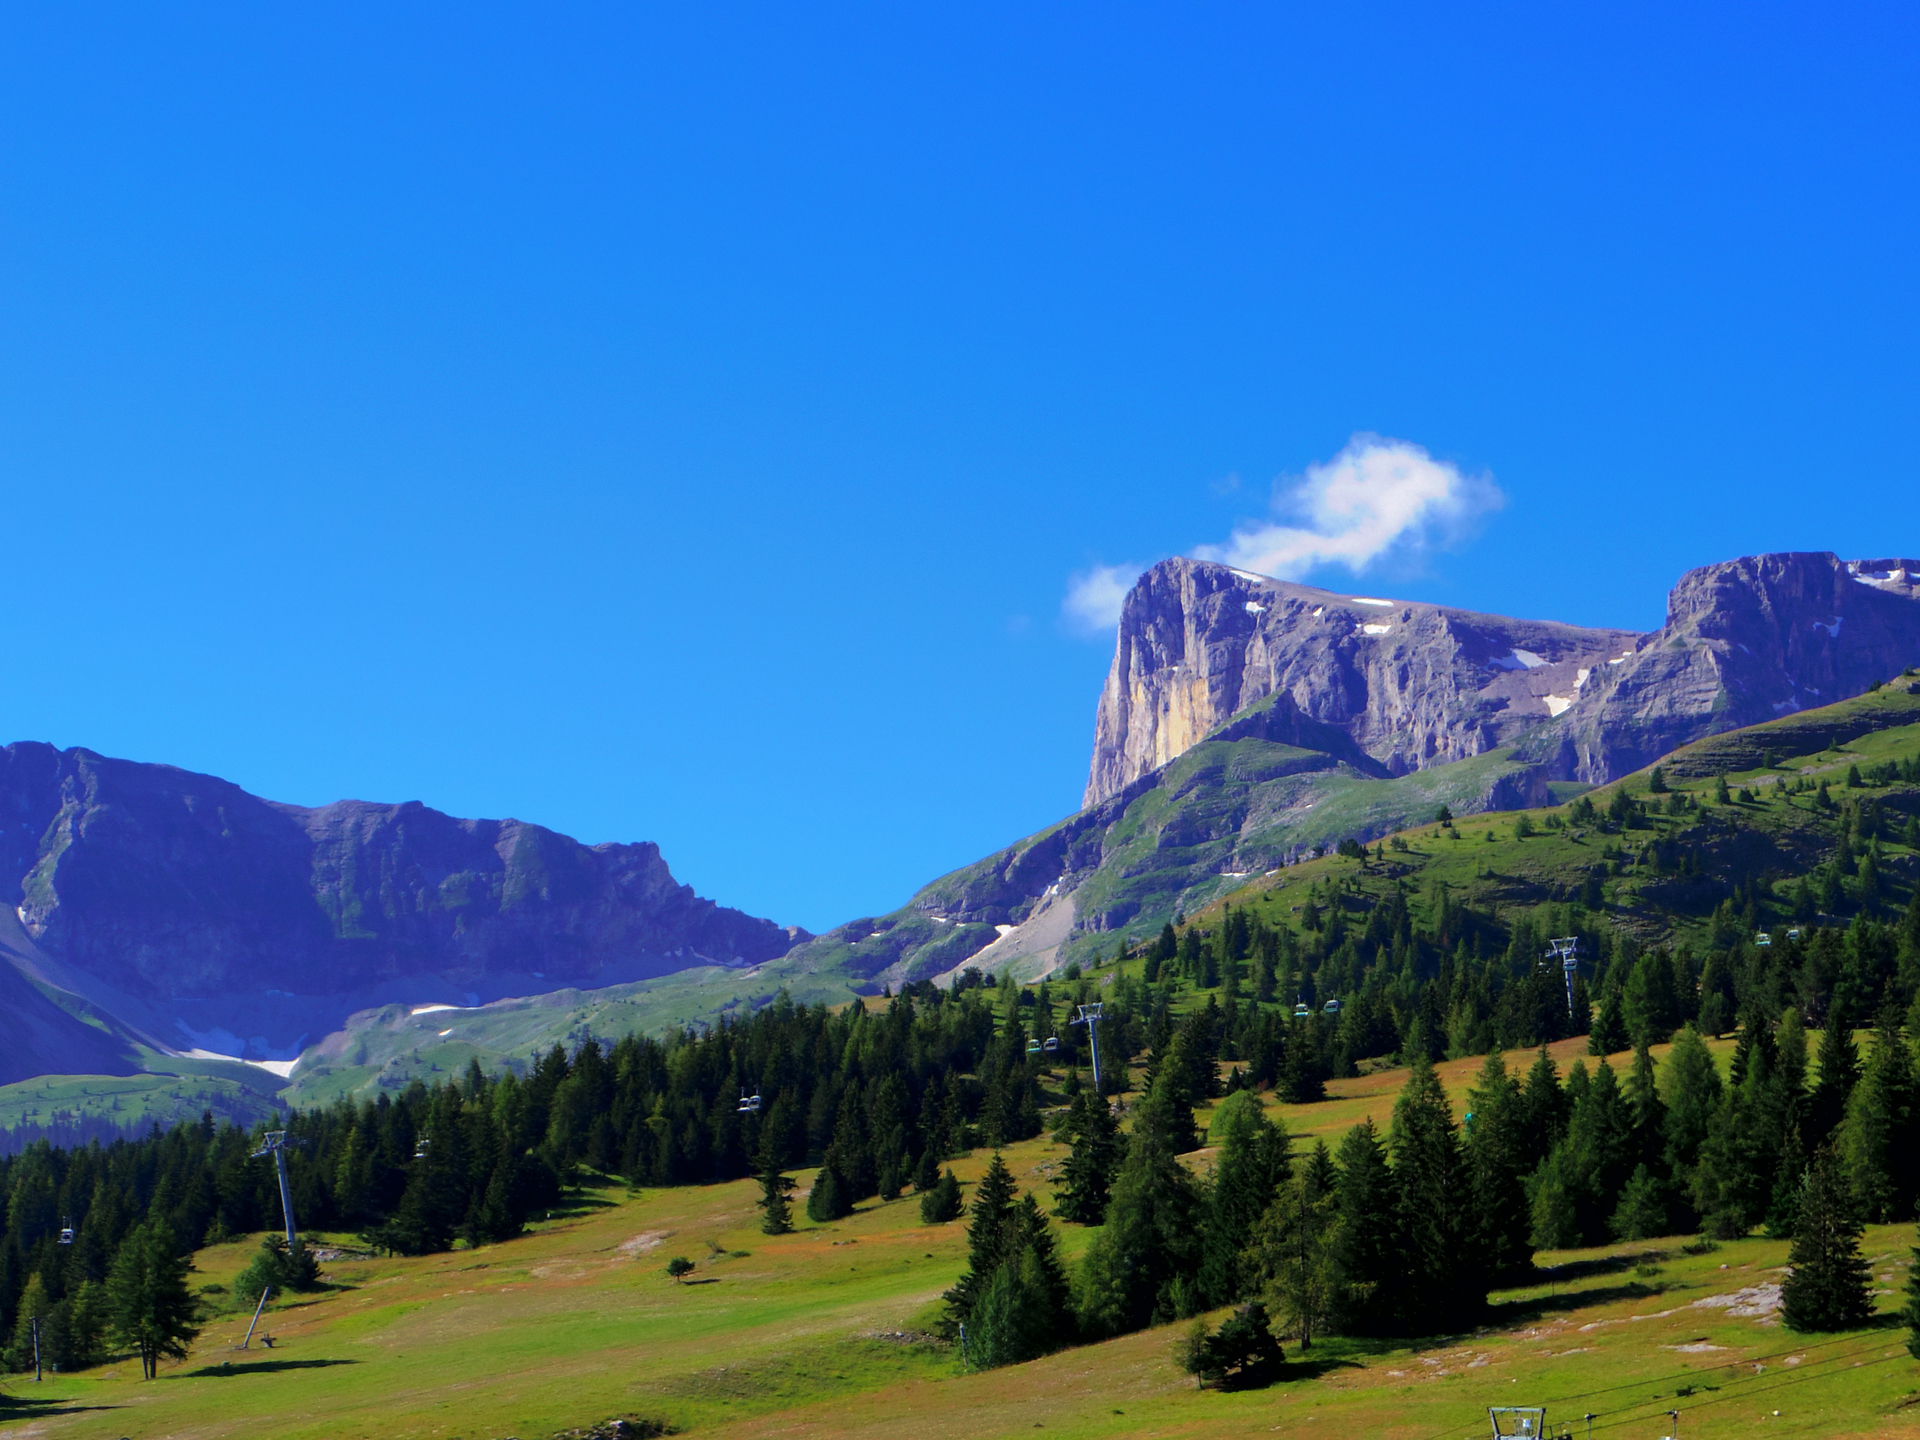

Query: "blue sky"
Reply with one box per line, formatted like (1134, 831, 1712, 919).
(3, 5, 1916, 932)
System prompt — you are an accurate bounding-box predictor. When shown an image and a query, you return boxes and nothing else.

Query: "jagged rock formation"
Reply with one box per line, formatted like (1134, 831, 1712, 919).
(0, 743, 804, 1059)
(1086, 558, 1641, 806)
(1088, 552, 1920, 804)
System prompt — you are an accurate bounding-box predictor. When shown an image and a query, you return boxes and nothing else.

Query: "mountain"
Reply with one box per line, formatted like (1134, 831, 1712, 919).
(1088, 552, 1920, 803)
(0, 742, 803, 1079)
(782, 550, 1920, 989)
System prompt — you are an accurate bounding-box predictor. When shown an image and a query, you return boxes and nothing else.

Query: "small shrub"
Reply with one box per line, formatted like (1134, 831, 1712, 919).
(665, 1256, 695, 1283)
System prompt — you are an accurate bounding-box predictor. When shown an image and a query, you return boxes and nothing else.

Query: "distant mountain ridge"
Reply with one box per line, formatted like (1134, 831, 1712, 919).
(0, 743, 804, 1080)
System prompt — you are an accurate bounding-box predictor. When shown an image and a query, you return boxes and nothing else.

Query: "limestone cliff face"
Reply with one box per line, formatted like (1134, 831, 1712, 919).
(1086, 552, 1920, 804)
(1085, 558, 1639, 805)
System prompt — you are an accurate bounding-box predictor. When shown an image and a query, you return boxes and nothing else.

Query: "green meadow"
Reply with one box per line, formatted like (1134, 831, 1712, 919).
(8, 1053, 1918, 1440)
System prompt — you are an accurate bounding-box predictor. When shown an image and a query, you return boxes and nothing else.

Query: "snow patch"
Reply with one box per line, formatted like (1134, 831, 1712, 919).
(1772, 699, 1800, 715)
(1492, 648, 1548, 670)
(1243, 601, 1267, 614)
(1229, 568, 1270, 583)
(1311, 606, 1325, 618)
(438, 1028, 454, 1038)
(410, 1003, 463, 1016)
(1361, 623, 1392, 636)
(1350, 596, 1393, 608)
(184, 1048, 300, 1079)
(994, 923, 1017, 937)
(1574, 667, 1592, 690)
(1812, 616, 1843, 638)
(1544, 695, 1574, 717)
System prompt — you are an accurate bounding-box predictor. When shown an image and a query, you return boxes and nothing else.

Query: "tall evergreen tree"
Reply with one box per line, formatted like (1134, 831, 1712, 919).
(1052, 1091, 1122, 1225)
(1836, 1018, 1917, 1222)
(1199, 1092, 1291, 1306)
(1389, 1056, 1480, 1332)
(1251, 1140, 1337, 1349)
(1077, 1090, 1204, 1336)
(106, 1220, 201, 1380)
(1327, 1120, 1401, 1336)
(1780, 1148, 1874, 1332)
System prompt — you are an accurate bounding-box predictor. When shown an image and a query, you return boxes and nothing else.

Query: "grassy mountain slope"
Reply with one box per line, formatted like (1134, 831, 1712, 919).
(10, 1042, 1916, 1440)
(1196, 679, 1920, 946)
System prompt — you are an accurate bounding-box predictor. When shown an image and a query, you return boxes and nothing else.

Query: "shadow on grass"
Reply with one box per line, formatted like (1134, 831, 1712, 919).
(174, 1358, 360, 1379)
(1490, 1281, 1666, 1326)
(1274, 1355, 1365, 1385)
(0, 1394, 122, 1418)
(544, 1193, 619, 1220)
(1528, 1248, 1670, 1285)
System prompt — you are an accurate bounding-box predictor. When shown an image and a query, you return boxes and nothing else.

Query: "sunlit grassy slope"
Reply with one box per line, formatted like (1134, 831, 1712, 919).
(10, 1047, 1919, 1440)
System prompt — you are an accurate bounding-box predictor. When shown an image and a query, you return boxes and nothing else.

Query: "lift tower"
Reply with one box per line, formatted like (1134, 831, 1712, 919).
(1548, 937, 1581, 1019)
(1073, 1003, 1106, 1093)
(253, 1131, 301, 1249)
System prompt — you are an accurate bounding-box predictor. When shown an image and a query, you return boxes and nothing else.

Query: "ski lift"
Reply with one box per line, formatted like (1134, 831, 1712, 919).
(1787, 928, 1804, 941)
(1322, 998, 1343, 1016)
(1755, 932, 1772, 948)
(1292, 1000, 1311, 1019)
(413, 1137, 431, 1160)
(737, 1089, 763, 1115)
(1025, 1039, 1042, 1056)
(57, 1218, 74, 1246)
(1487, 1406, 1570, 1439)
(1042, 1036, 1061, 1054)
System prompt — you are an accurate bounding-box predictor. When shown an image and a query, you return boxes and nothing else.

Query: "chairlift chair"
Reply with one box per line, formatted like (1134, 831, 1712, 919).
(737, 1089, 763, 1114)
(57, 1219, 74, 1246)
(1292, 1001, 1311, 1019)
(1322, 998, 1343, 1016)
(1755, 932, 1772, 948)
(1042, 1035, 1060, 1054)
(1025, 1039, 1042, 1056)
(413, 1138, 431, 1160)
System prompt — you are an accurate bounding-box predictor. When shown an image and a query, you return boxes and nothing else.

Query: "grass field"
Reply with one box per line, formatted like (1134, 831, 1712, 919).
(7, 1054, 1918, 1440)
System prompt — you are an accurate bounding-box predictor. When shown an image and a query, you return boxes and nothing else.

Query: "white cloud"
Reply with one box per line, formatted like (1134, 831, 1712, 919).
(1192, 434, 1502, 580)
(1062, 563, 1140, 633)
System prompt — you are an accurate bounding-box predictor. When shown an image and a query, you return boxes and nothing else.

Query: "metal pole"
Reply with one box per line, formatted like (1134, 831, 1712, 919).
(273, 1146, 297, 1249)
(31, 1315, 42, 1382)
(1087, 1014, 1102, 1094)
(243, 1285, 274, 1349)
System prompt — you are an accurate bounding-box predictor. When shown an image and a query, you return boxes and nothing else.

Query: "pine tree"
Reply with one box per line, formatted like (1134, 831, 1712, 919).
(944, 1153, 1019, 1332)
(1610, 1164, 1670, 1241)
(756, 1143, 797, 1236)
(1464, 1051, 1533, 1279)
(1199, 1091, 1291, 1306)
(1076, 1091, 1203, 1336)
(1252, 1140, 1336, 1349)
(106, 1220, 202, 1380)
(1327, 1120, 1401, 1336)
(1390, 1055, 1480, 1332)
(1809, 1008, 1861, 1145)
(1836, 1018, 1917, 1222)
(1052, 1091, 1122, 1225)
(1780, 1148, 1874, 1332)
(806, 1163, 852, 1223)
(919, 1168, 963, 1224)
(4, 1274, 49, 1373)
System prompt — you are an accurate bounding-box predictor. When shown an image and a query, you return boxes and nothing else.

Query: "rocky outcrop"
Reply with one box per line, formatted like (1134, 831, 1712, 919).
(0, 744, 804, 1057)
(1087, 553, 1920, 806)
(1550, 553, 1920, 780)
(1086, 558, 1639, 805)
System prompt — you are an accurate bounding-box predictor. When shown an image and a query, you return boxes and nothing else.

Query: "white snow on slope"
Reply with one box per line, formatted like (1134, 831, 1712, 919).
(1812, 617, 1843, 638)
(184, 1049, 300, 1079)
(1244, 601, 1267, 614)
(1350, 596, 1394, 608)
(1544, 695, 1574, 717)
(1492, 648, 1548, 670)
(410, 1003, 463, 1016)
(1362, 623, 1392, 636)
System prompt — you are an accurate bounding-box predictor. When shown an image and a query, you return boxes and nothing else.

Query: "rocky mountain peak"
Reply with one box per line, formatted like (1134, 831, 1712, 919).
(1087, 550, 1920, 807)
(1085, 556, 1639, 806)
